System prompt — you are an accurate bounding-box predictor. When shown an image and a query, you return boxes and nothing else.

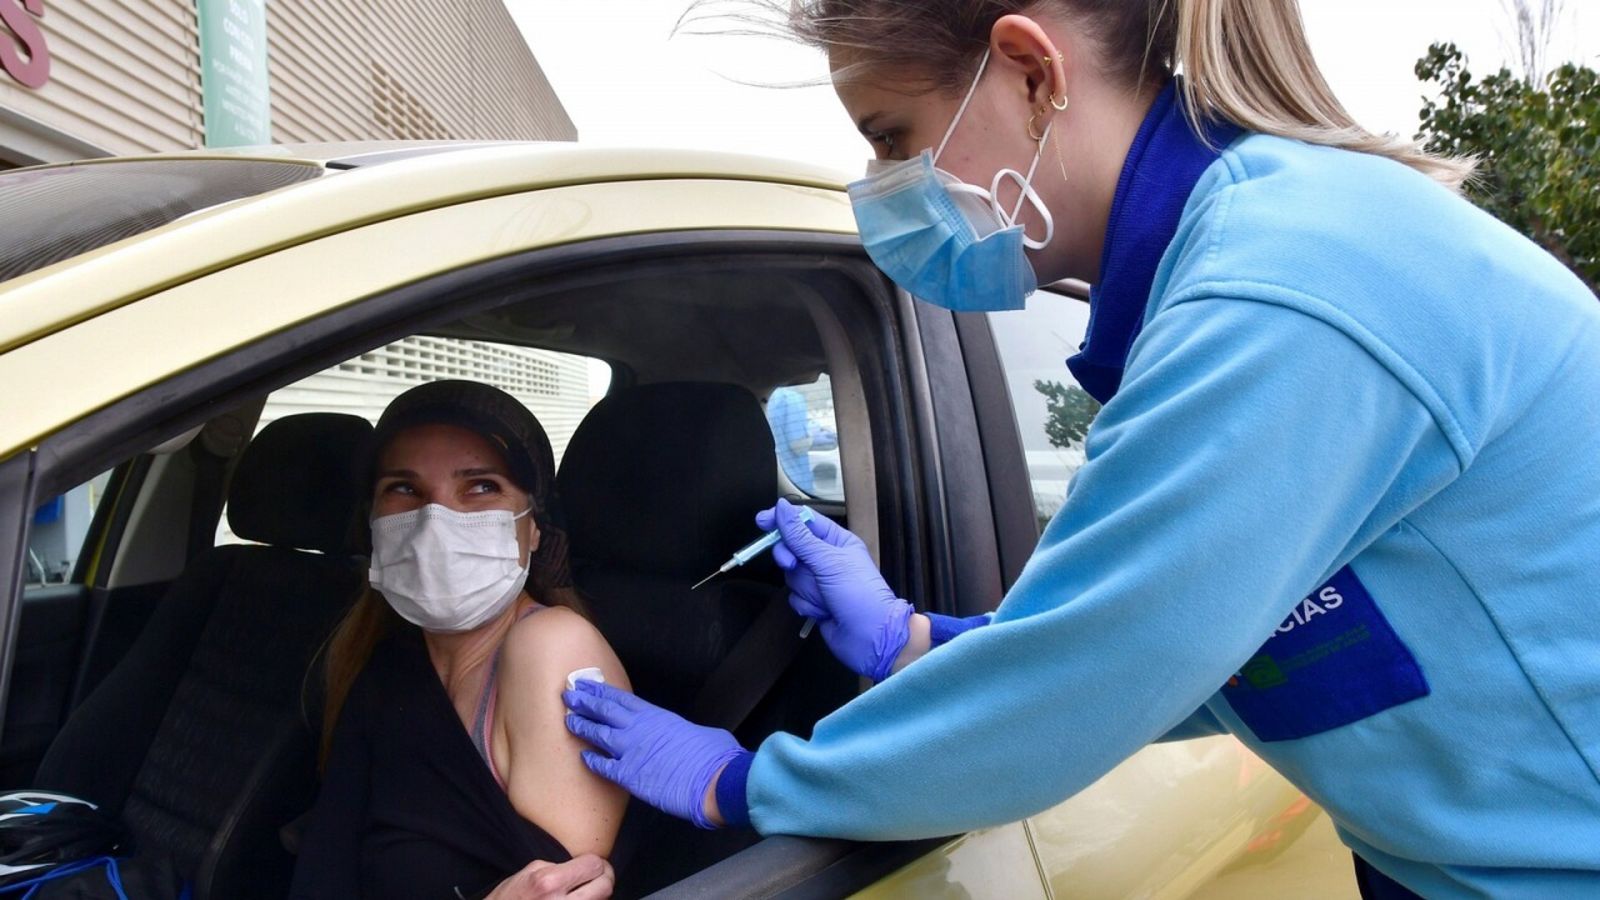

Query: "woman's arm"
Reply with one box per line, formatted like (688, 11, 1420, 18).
(732, 297, 1456, 838)
(495, 606, 631, 858)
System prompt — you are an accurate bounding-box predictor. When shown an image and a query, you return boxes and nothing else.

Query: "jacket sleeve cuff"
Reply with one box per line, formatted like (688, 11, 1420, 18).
(714, 749, 757, 829)
(927, 612, 993, 647)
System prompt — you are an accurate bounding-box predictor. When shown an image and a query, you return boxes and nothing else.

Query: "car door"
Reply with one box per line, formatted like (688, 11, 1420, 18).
(0, 152, 989, 898)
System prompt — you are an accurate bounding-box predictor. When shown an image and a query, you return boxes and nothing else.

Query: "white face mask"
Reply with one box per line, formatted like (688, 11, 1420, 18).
(369, 504, 531, 633)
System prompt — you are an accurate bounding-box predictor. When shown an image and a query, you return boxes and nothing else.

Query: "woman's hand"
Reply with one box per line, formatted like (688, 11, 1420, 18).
(484, 855, 614, 899)
(756, 499, 918, 681)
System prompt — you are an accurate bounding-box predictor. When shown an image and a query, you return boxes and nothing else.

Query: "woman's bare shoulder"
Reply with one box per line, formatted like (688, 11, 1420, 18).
(501, 605, 630, 694)
(495, 605, 630, 857)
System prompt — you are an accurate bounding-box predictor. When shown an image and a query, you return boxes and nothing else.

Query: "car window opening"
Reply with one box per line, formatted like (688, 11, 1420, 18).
(8, 251, 895, 896)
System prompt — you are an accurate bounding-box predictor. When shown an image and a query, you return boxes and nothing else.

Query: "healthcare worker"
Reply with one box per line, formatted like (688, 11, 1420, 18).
(564, 1, 1600, 896)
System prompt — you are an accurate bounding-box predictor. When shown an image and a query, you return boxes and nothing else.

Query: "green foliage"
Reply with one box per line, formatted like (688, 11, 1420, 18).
(1034, 380, 1101, 449)
(1415, 43, 1600, 293)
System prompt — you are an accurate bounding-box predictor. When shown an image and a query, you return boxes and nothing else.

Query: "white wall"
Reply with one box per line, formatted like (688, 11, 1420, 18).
(219, 336, 597, 546)
(259, 335, 596, 462)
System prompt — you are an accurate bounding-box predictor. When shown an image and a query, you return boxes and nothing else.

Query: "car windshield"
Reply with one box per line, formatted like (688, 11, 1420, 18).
(0, 159, 322, 285)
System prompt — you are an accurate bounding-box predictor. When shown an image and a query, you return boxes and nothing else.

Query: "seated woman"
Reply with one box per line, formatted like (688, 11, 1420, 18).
(292, 380, 628, 900)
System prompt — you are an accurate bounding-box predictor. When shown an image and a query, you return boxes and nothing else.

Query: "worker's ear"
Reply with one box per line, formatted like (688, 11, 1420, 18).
(990, 14, 1064, 108)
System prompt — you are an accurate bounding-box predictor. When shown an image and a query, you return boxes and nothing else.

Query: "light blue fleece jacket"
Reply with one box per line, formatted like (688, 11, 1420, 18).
(743, 134, 1600, 897)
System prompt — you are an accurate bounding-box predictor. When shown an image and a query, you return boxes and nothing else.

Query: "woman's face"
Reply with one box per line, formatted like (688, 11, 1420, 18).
(832, 55, 1031, 172)
(373, 423, 540, 566)
(829, 13, 1116, 284)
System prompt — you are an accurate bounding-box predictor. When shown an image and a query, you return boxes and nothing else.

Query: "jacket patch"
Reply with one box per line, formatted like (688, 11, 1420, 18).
(1223, 566, 1429, 741)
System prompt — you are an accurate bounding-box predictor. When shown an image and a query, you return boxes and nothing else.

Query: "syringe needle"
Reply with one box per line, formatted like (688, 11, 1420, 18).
(691, 506, 814, 592)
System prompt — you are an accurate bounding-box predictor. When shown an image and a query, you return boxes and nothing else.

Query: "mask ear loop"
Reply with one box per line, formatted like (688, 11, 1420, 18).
(933, 47, 992, 164)
(991, 118, 1055, 250)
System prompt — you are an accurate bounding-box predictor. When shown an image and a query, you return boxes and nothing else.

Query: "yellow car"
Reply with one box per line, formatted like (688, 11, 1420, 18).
(0, 143, 1357, 899)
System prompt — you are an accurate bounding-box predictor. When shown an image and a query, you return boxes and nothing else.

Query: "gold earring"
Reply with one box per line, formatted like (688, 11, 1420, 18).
(1027, 108, 1049, 142)
(1051, 92, 1070, 111)
(1054, 125, 1070, 182)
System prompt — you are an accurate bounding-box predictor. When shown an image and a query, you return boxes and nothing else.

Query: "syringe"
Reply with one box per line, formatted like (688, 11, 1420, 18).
(692, 506, 818, 637)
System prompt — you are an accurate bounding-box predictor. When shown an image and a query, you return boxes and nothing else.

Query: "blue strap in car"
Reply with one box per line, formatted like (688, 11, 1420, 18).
(1, 856, 127, 900)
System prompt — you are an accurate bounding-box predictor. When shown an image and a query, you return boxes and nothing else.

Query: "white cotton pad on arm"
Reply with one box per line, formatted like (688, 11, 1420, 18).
(566, 667, 606, 691)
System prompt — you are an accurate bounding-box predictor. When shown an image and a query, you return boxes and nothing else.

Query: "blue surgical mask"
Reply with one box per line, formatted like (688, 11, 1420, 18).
(847, 48, 1056, 312)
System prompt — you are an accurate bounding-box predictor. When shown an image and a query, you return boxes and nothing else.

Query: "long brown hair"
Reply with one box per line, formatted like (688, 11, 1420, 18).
(686, 0, 1473, 188)
(317, 443, 585, 764)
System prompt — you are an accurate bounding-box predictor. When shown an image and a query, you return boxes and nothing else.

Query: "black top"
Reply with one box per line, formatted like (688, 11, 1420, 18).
(289, 631, 570, 899)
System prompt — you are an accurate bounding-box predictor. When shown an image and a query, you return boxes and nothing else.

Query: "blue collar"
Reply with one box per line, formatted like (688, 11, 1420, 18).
(1065, 80, 1241, 403)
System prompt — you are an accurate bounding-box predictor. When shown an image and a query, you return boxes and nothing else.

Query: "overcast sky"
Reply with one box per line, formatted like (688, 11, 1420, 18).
(511, 0, 1598, 177)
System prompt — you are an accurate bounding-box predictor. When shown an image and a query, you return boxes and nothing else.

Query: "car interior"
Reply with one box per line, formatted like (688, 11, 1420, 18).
(9, 251, 912, 898)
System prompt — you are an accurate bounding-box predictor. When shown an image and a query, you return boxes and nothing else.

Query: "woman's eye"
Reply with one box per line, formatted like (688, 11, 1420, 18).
(382, 482, 415, 495)
(468, 480, 501, 495)
(862, 129, 890, 154)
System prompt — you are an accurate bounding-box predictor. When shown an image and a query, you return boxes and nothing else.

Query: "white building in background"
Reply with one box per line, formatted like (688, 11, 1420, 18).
(0, 0, 573, 168)
(261, 335, 596, 462)
(210, 336, 595, 547)
(9, 0, 579, 572)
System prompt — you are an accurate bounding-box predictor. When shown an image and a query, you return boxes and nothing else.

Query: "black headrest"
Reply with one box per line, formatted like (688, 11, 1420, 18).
(227, 413, 374, 555)
(557, 383, 775, 579)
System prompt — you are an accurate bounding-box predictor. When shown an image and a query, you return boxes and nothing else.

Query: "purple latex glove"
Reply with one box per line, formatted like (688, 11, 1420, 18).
(563, 680, 743, 829)
(755, 498, 912, 682)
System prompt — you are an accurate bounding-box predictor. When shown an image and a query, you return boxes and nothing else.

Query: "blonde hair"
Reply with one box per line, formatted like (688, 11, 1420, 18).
(1170, 0, 1472, 187)
(693, 0, 1473, 188)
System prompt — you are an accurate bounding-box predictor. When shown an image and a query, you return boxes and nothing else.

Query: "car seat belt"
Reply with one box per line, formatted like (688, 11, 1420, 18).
(690, 585, 806, 733)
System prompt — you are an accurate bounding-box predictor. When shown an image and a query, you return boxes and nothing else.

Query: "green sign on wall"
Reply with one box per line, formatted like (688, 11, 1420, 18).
(197, 0, 271, 147)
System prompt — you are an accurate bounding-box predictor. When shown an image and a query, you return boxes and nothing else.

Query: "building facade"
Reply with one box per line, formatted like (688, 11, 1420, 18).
(0, 0, 575, 166)
(5, 0, 590, 562)
(264, 336, 598, 465)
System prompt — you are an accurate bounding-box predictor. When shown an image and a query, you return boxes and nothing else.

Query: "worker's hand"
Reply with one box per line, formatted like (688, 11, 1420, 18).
(756, 499, 912, 682)
(564, 681, 743, 829)
(484, 854, 614, 899)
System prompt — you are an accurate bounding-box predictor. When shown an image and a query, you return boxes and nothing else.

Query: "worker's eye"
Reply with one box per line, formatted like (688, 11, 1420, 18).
(868, 129, 898, 158)
(380, 480, 416, 496)
(467, 479, 502, 495)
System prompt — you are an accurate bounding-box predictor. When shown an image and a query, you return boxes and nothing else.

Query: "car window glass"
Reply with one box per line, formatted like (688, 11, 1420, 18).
(765, 374, 843, 502)
(217, 336, 607, 545)
(26, 470, 114, 585)
(988, 292, 1097, 534)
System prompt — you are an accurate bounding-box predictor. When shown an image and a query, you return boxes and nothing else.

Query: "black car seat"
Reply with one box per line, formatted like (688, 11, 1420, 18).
(33, 413, 372, 900)
(556, 382, 856, 896)
(557, 382, 794, 717)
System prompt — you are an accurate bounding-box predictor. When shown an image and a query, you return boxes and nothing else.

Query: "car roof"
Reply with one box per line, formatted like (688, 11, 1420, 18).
(0, 141, 856, 354)
(15, 139, 855, 179)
